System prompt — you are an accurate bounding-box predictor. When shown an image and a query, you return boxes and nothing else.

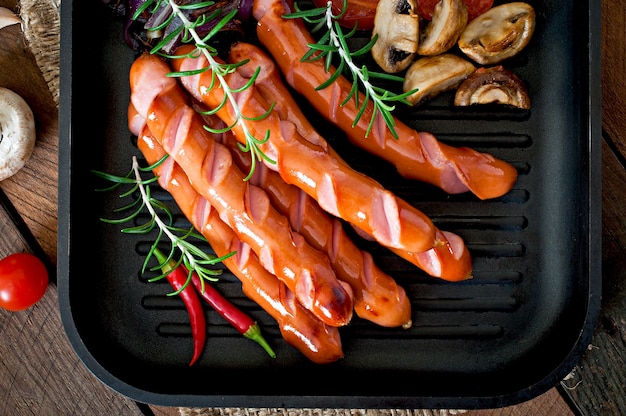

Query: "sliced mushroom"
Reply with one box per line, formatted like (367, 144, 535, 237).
(0, 87, 36, 181)
(371, 0, 419, 73)
(454, 66, 531, 109)
(403, 54, 476, 105)
(458, 2, 535, 65)
(416, 0, 468, 56)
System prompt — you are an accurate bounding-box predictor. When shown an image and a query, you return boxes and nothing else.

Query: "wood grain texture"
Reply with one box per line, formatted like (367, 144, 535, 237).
(0, 287, 142, 415)
(601, 0, 626, 150)
(554, 0, 626, 415)
(0, 21, 58, 266)
(0, 2, 140, 415)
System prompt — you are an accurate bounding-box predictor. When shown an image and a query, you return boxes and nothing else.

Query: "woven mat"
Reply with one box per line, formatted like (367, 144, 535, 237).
(179, 410, 467, 416)
(18, 1, 464, 414)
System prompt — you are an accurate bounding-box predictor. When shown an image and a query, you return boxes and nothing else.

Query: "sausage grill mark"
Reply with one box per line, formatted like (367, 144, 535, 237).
(137, 130, 344, 363)
(129, 53, 354, 328)
(252, 0, 518, 200)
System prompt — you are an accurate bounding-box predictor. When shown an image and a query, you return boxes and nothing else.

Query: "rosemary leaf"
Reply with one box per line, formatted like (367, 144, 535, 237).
(203, 9, 238, 40)
(137, 0, 275, 180)
(97, 156, 228, 289)
(178, 1, 215, 10)
(112, 195, 143, 213)
(151, 24, 185, 54)
(287, 0, 413, 138)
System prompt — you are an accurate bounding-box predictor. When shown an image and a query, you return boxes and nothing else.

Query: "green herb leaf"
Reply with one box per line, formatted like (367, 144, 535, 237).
(138, 0, 275, 179)
(286, 0, 416, 139)
(95, 156, 230, 289)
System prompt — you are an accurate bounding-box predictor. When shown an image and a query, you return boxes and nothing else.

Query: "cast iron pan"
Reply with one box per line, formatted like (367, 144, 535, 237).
(57, 0, 602, 409)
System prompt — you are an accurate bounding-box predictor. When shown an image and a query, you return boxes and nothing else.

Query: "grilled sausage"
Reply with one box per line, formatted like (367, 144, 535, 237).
(252, 0, 518, 200)
(129, 53, 354, 327)
(227, 41, 472, 282)
(215, 129, 413, 327)
(136, 128, 344, 363)
(171, 45, 443, 256)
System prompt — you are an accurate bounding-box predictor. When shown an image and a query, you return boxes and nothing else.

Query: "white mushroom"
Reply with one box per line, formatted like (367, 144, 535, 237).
(0, 87, 36, 181)
(458, 2, 535, 65)
(371, 0, 419, 73)
(416, 0, 468, 56)
(454, 66, 531, 109)
(403, 54, 476, 105)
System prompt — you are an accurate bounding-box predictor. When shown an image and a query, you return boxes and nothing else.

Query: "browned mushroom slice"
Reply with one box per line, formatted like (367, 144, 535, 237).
(458, 2, 535, 65)
(454, 66, 530, 109)
(371, 0, 419, 73)
(416, 0, 468, 56)
(403, 54, 476, 105)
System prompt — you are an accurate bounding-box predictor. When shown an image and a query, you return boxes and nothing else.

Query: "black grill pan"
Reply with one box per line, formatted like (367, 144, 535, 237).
(57, 0, 602, 409)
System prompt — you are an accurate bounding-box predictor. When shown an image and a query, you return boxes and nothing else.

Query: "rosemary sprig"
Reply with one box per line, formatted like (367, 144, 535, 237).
(284, 0, 417, 139)
(133, 0, 275, 181)
(93, 155, 235, 292)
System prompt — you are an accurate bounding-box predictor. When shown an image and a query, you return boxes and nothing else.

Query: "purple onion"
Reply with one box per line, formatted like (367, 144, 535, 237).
(105, 0, 253, 53)
(156, 0, 249, 54)
(122, 0, 151, 50)
(235, 0, 254, 22)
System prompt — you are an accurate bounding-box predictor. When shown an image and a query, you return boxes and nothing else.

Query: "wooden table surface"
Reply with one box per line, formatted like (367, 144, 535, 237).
(0, 1, 623, 415)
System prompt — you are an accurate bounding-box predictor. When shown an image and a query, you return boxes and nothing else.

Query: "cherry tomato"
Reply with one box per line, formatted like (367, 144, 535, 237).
(312, 0, 379, 30)
(416, 0, 440, 20)
(417, 0, 494, 21)
(0, 253, 48, 311)
(463, 0, 494, 20)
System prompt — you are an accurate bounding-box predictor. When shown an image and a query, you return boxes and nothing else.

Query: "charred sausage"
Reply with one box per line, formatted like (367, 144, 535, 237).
(227, 41, 472, 282)
(171, 45, 444, 255)
(137, 128, 344, 363)
(129, 53, 354, 327)
(217, 130, 414, 327)
(252, 0, 518, 200)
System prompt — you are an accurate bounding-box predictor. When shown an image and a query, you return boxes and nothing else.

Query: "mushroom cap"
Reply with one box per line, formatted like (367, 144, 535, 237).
(403, 54, 476, 105)
(0, 87, 36, 181)
(416, 0, 468, 56)
(454, 65, 531, 109)
(371, 0, 419, 73)
(458, 2, 535, 65)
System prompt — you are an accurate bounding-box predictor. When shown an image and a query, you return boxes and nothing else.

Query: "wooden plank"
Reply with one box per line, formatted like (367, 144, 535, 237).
(0, 11, 58, 266)
(602, 0, 626, 154)
(0, 195, 30, 256)
(0, 2, 142, 414)
(558, 140, 626, 415)
(556, 1, 626, 414)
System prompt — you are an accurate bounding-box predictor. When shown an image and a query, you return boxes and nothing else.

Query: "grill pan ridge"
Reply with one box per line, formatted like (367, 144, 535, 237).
(57, 0, 602, 409)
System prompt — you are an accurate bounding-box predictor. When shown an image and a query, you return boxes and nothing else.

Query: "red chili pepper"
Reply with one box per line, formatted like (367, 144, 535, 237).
(154, 249, 207, 366)
(191, 273, 276, 358)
